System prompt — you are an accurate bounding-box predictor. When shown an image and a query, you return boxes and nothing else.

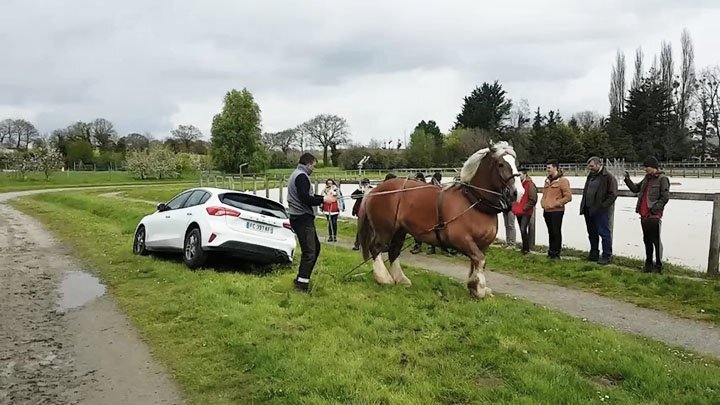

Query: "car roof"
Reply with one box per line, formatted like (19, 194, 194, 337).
(181, 187, 283, 205)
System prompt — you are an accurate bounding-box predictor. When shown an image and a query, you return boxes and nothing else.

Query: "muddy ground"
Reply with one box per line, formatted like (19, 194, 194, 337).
(0, 190, 183, 405)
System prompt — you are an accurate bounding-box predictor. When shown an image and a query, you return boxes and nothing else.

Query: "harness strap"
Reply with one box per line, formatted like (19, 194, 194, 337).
(434, 189, 445, 246)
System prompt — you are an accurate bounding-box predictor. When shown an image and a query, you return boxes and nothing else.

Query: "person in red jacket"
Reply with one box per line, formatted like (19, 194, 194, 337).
(624, 156, 670, 273)
(511, 166, 538, 255)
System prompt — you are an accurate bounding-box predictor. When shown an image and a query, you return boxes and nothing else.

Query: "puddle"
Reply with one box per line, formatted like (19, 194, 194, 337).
(57, 270, 106, 311)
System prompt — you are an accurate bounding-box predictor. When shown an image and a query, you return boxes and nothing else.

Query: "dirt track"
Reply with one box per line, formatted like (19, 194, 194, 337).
(0, 190, 183, 404)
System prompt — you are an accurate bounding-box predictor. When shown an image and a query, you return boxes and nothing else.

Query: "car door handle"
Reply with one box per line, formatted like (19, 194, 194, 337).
(186, 213, 192, 216)
(165, 215, 170, 219)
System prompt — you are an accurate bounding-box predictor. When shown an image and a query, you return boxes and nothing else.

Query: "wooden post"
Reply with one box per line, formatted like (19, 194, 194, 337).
(240, 176, 244, 191)
(265, 177, 270, 198)
(707, 194, 720, 275)
(528, 208, 536, 250)
(713, 167, 716, 179)
(315, 180, 321, 195)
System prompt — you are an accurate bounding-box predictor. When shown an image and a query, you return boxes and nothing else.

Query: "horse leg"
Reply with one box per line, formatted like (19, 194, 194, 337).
(465, 243, 493, 299)
(388, 231, 411, 285)
(372, 254, 394, 285)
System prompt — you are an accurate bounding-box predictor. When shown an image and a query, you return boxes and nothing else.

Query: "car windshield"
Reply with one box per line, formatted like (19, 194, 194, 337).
(219, 193, 288, 219)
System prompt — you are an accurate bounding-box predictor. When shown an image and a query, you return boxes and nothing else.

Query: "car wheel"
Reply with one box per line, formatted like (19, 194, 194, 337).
(183, 228, 207, 269)
(133, 226, 149, 256)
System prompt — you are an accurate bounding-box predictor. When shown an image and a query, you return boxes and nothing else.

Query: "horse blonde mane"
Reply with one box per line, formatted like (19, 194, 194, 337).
(460, 141, 516, 182)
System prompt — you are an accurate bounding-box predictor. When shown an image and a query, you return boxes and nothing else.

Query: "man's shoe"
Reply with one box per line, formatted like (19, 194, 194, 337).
(521, 249, 530, 255)
(410, 245, 421, 254)
(586, 253, 599, 262)
(598, 256, 611, 266)
(654, 264, 663, 274)
(642, 261, 653, 273)
(352, 245, 360, 251)
(293, 279, 309, 292)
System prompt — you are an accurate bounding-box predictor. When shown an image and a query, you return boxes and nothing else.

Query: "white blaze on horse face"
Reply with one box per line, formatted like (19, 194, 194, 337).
(502, 154, 524, 202)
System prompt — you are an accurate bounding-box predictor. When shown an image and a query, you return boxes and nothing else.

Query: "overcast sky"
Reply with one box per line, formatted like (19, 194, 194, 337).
(1, 0, 719, 144)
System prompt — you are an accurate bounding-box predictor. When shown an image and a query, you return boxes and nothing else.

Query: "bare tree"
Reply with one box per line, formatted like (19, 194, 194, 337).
(659, 41, 674, 92)
(90, 118, 117, 151)
(693, 67, 720, 160)
(171, 124, 203, 152)
(0, 119, 13, 147)
(14, 120, 39, 150)
(609, 50, 626, 115)
(571, 111, 604, 131)
(0, 119, 38, 150)
(509, 98, 531, 129)
(300, 114, 349, 164)
(292, 125, 313, 152)
(676, 28, 696, 129)
(67, 121, 93, 143)
(631, 47, 644, 91)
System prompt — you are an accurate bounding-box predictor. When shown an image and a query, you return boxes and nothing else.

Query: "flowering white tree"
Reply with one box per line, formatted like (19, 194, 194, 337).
(148, 147, 181, 179)
(125, 151, 152, 179)
(31, 144, 64, 179)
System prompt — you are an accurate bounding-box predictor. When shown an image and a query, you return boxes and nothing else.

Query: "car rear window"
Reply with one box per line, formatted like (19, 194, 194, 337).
(219, 193, 288, 219)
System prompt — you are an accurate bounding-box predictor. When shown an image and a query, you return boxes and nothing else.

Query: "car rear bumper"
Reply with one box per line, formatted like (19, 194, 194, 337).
(205, 240, 293, 263)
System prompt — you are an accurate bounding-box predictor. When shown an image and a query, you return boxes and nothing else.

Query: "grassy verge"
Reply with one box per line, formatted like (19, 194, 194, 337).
(10, 191, 720, 403)
(0, 171, 196, 192)
(319, 218, 720, 325)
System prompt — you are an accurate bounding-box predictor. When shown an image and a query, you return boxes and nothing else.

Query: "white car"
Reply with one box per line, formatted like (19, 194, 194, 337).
(132, 187, 296, 268)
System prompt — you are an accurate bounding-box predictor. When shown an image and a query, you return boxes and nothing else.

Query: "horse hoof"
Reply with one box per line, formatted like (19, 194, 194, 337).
(396, 276, 412, 286)
(374, 275, 395, 285)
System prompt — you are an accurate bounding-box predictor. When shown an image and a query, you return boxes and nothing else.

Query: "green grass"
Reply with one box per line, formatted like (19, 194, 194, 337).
(104, 187, 720, 325)
(0, 171, 196, 192)
(10, 190, 720, 404)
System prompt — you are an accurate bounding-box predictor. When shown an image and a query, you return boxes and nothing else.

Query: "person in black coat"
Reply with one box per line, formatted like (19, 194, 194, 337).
(351, 178, 371, 250)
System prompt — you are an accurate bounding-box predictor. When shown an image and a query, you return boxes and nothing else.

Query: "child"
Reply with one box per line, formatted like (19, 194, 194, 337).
(322, 179, 344, 242)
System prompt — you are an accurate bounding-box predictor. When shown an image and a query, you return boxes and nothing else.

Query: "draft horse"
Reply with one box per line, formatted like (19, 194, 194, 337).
(357, 142, 524, 299)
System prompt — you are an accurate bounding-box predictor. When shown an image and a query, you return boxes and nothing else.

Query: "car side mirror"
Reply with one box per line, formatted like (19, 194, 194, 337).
(157, 203, 168, 212)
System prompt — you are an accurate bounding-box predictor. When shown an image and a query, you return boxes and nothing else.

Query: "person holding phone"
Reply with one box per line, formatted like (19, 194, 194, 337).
(624, 156, 670, 273)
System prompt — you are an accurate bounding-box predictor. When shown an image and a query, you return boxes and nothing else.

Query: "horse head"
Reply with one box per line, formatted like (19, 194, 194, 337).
(459, 141, 524, 212)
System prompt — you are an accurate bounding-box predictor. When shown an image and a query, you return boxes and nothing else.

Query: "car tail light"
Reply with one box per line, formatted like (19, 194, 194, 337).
(283, 222, 294, 232)
(206, 206, 241, 217)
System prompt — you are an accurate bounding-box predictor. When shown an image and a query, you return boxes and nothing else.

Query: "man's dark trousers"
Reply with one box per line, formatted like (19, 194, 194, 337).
(543, 211, 564, 258)
(289, 214, 321, 282)
(584, 208, 612, 259)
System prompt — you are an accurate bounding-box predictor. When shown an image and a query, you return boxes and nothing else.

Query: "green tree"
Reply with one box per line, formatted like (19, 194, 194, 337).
(623, 68, 689, 160)
(455, 81, 512, 131)
(605, 112, 635, 160)
(414, 120, 443, 146)
(404, 129, 434, 167)
(210, 88, 267, 173)
(580, 127, 614, 159)
(67, 140, 94, 165)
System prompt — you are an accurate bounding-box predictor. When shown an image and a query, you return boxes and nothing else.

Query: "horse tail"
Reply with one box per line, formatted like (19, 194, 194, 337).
(357, 200, 373, 260)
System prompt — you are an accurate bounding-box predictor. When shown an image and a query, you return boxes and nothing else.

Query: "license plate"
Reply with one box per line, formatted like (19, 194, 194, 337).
(246, 222, 273, 234)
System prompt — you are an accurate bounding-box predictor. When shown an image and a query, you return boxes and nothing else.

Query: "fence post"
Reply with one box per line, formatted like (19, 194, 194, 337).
(199, 172, 203, 187)
(280, 178, 285, 204)
(608, 203, 615, 243)
(528, 209, 536, 250)
(316, 180, 321, 194)
(240, 176, 244, 191)
(713, 167, 716, 179)
(265, 177, 270, 198)
(252, 175, 257, 195)
(707, 194, 720, 275)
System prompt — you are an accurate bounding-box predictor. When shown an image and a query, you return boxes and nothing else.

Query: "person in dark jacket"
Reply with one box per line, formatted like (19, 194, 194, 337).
(351, 178, 371, 250)
(287, 153, 332, 292)
(624, 156, 670, 273)
(580, 156, 618, 265)
(511, 166, 538, 254)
